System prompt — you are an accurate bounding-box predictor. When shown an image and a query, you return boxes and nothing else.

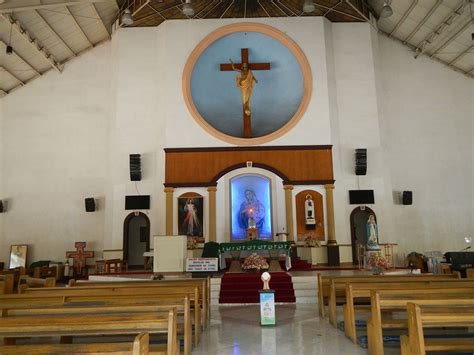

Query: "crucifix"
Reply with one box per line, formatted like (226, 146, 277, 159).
(66, 242, 94, 277)
(220, 48, 271, 138)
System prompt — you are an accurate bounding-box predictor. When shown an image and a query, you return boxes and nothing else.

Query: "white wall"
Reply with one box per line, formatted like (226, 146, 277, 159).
(0, 43, 112, 263)
(0, 17, 472, 265)
(377, 34, 473, 255)
(329, 23, 473, 261)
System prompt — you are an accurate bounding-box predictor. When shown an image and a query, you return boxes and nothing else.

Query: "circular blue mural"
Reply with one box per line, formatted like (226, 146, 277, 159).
(190, 32, 304, 138)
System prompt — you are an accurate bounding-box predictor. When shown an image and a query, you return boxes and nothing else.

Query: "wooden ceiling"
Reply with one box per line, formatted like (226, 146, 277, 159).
(126, 0, 370, 27)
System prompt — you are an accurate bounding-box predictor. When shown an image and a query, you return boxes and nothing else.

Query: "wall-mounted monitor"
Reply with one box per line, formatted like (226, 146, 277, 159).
(125, 195, 150, 210)
(349, 190, 374, 204)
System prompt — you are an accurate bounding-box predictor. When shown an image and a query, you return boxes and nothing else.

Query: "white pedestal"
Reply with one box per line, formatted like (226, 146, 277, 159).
(153, 235, 187, 273)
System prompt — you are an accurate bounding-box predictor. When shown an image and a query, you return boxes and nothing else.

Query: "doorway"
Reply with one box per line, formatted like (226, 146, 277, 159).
(350, 207, 376, 265)
(123, 212, 150, 268)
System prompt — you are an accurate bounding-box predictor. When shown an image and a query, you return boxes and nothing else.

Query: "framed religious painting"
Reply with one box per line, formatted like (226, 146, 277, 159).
(177, 192, 204, 243)
(9, 244, 28, 269)
(230, 174, 272, 241)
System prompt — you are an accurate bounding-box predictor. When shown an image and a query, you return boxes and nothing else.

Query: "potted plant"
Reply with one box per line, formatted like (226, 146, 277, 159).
(304, 236, 321, 248)
(242, 253, 269, 273)
(367, 254, 390, 275)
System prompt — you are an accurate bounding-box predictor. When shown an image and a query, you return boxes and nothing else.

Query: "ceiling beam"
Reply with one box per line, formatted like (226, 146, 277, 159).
(64, 6, 93, 48)
(322, 1, 343, 18)
(447, 45, 474, 65)
(1, 13, 62, 72)
(35, 10, 76, 58)
(0, 66, 25, 85)
(403, 0, 443, 44)
(320, 1, 365, 22)
(90, 3, 111, 39)
(429, 19, 473, 58)
(0, 0, 114, 13)
(256, 0, 271, 17)
(344, 0, 473, 79)
(0, 40, 41, 77)
(414, 0, 468, 58)
(389, 0, 418, 37)
(276, 1, 298, 17)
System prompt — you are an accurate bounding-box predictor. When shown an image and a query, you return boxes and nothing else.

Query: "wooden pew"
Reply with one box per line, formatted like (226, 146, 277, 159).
(0, 274, 14, 294)
(317, 272, 461, 317)
(343, 279, 474, 343)
(323, 273, 461, 325)
(66, 279, 208, 330)
(30, 264, 64, 280)
(0, 294, 192, 355)
(0, 310, 177, 355)
(0, 332, 149, 354)
(367, 288, 474, 355)
(18, 284, 201, 348)
(400, 302, 474, 355)
(467, 268, 474, 278)
(0, 269, 26, 292)
(18, 276, 56, 293)
(68, 277, 211, 327)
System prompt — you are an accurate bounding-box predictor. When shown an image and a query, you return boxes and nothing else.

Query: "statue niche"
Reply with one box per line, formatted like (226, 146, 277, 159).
(296, 190, 324, 241)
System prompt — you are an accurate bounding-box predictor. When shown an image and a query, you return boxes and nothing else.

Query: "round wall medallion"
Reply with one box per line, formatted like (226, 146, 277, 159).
(182, 23, 312, 146)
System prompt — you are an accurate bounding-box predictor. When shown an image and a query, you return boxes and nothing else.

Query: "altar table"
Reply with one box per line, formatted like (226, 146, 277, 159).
(219, 240, 292, 271)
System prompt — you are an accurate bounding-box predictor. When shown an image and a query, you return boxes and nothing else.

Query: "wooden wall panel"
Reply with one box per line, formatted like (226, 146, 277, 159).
(164, 145, 334, 187)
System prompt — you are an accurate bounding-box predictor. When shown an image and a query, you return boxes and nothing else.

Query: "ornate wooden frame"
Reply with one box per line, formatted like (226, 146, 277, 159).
(182, 22, 313, 146)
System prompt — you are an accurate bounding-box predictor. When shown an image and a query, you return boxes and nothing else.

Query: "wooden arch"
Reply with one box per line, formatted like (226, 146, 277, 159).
(123, 212, 150, 262)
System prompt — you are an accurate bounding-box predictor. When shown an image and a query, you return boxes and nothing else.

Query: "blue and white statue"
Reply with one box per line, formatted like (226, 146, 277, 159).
(366, 214, 380, 249)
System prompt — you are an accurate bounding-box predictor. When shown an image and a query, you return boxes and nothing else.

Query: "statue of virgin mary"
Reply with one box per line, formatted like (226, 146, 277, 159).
(366, 214, 380, 250)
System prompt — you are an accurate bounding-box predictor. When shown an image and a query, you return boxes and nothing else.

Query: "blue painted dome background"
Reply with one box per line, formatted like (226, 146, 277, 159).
(190, 32, 304, 138)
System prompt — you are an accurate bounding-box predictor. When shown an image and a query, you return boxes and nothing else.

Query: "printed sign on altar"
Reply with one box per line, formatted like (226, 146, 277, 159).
(186, 258, 219, 272)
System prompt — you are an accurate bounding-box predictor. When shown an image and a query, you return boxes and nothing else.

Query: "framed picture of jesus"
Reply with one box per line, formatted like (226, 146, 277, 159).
(177, 192, 204, 242)
(9, 244, 28, 269)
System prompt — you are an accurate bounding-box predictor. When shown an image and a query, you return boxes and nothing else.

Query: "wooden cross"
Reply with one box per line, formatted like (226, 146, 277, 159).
(66, 242, 94, 277)
(220, 48, 271, 138)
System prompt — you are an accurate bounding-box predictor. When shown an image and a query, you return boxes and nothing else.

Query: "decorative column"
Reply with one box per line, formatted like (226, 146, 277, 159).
(324, 184, 337, 244)
(207, 186, 217, 242)
(324, 184, 340, 266)
(283, 185, 294, 242)
(164, 187, 174, 235)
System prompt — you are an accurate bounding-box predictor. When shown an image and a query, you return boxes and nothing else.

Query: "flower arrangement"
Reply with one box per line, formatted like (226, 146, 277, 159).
(187, 238, 197, 250)
(242, 253, 269, 271)
(367, 254, 390, 274)
(304, 236, 321, 248)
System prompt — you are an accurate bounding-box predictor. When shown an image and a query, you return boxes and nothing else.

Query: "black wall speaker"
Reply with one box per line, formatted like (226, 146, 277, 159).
(0, 200, 4, 213)
(355, 148, 367, 175)
(349, 190, 375, 204)
(85, 198, 96, 212)
(130, 154, 142, 181)
(402, 191, 413, 205)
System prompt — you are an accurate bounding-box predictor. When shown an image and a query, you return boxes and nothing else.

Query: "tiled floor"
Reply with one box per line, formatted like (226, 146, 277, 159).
(193, 304, 369, 354)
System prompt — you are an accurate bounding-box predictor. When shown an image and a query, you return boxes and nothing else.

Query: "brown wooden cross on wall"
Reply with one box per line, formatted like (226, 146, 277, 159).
(66, 241, 94, 277)
(220, 48, 271, 138)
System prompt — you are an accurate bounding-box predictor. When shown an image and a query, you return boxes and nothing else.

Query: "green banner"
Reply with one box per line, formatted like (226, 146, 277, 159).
(219, 240, 291, 253)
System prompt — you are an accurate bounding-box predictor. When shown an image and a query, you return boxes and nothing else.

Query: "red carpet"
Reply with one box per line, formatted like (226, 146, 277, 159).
(219, 272, 296, 304)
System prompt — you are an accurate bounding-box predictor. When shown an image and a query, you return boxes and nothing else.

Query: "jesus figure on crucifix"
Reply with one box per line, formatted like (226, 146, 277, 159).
(220, 48, 270, 138)
(230, 60, 257, 116)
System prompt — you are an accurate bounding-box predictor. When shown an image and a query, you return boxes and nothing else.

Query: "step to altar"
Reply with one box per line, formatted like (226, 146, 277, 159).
(219, 272, 295, 304)
(211, 273, 317, 305)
